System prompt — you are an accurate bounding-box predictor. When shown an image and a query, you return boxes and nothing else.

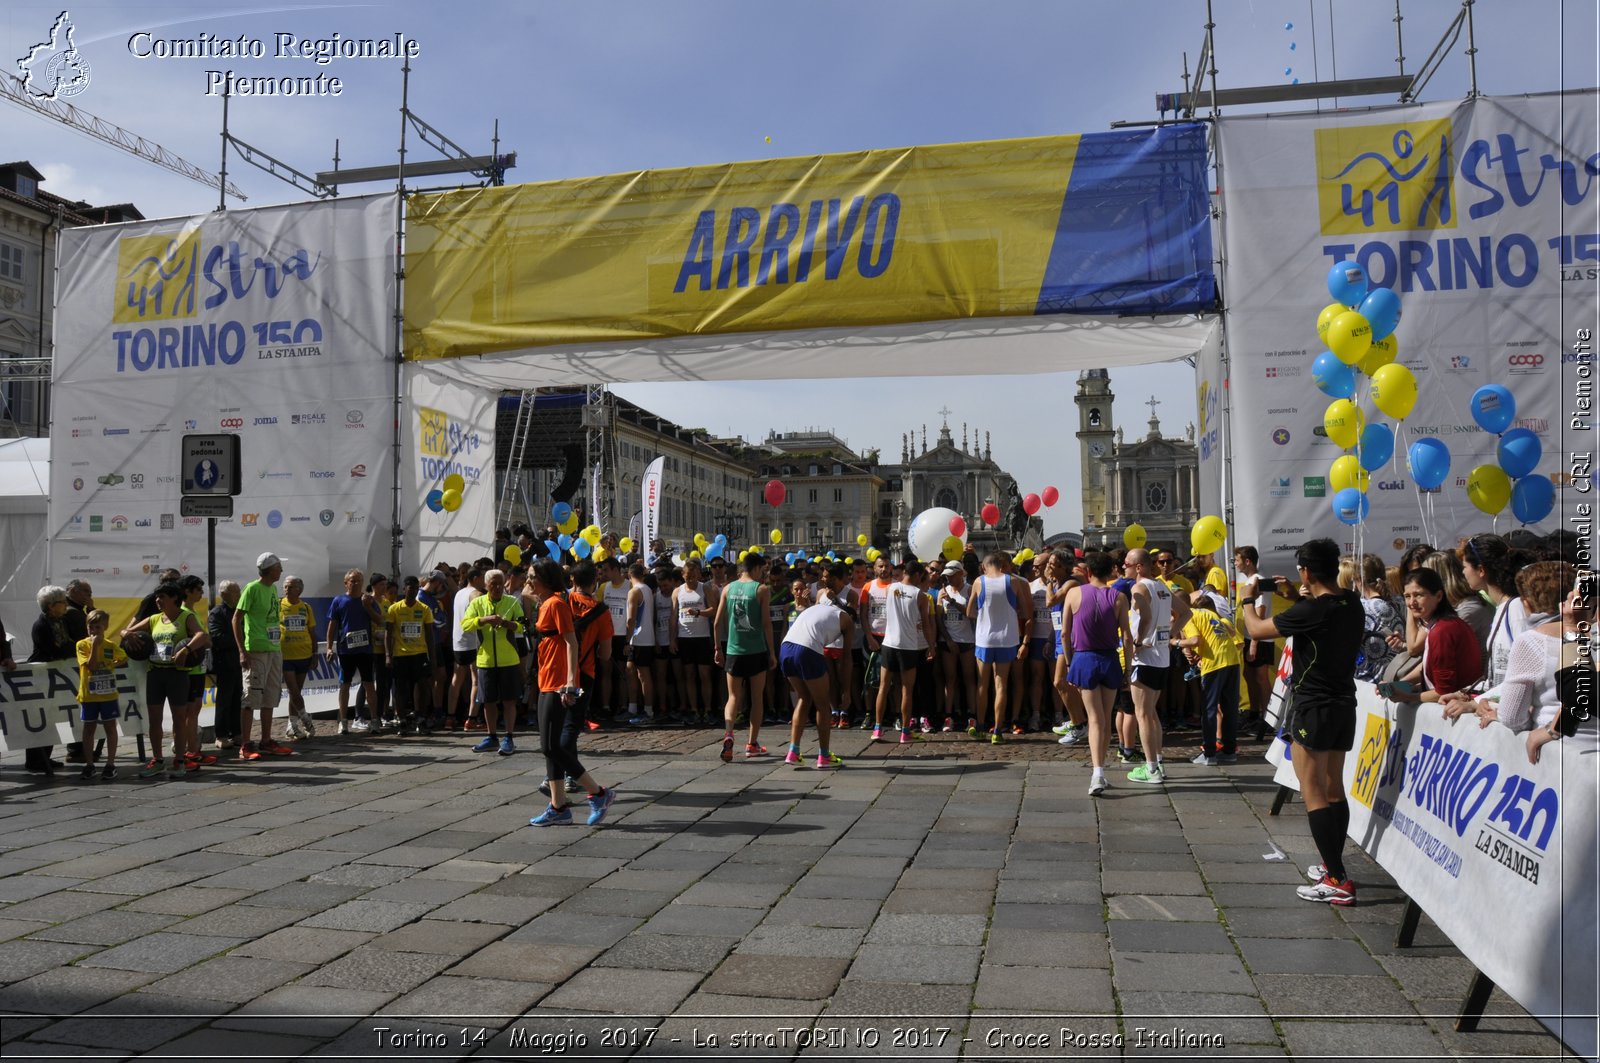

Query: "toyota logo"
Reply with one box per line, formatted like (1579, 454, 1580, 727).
(220, 417, 244, 428)
(1508, 354, 1544, 367)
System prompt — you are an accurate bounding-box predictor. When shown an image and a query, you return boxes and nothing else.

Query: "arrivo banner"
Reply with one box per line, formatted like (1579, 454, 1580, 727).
(1217, 91, 1596, 572)
(1266, 677, 1598, 1060)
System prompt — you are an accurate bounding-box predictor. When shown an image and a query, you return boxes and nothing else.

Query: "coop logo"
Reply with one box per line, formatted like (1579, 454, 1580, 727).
(253, 416, 278, 426)
(220, 417, 244, 429)
(266, 510, 282, 529)
(16, 11, 91, 101)
(1507, 353, 1545, 374)
(1271, 427, 1291, 446)
(319, 510, 334, 526)
(1314, 119, 1455, 235)
(240, 512, 259, 527)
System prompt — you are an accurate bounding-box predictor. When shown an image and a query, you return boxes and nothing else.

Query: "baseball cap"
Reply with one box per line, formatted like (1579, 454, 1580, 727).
(943, 561, 964, 574)
(256, 552, 283, 571)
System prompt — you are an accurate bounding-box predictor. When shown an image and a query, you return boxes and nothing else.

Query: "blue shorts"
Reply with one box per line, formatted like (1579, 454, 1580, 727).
(79, 702, 119, 722)
(975, 645, 1018, 665)
(779, 643, 827, 681)
(1066, 649, 1123, 691)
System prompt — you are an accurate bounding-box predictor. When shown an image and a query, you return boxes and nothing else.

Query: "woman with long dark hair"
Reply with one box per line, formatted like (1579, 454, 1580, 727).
(1390, 569, 1482, 703)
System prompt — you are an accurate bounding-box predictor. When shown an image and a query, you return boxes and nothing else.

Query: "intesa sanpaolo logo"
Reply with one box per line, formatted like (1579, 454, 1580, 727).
(1315, 119, 1455, 235)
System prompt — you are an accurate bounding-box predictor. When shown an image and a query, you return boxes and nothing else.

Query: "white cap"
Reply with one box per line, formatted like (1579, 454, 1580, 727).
(256, 552, 283, 571)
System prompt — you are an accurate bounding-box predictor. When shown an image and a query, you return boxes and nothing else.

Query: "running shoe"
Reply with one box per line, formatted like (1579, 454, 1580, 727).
(627, 712, 655, 727)
(1116, 745, 1137, 764)
(990, 729, 1003, 745)
(260, 740, 296, 757)
(337, 721, 350, 736)
(350, 718, 371, 733)
(78, 763, 94, 781)
(464, 718, 485, 731)
(966, 719, 979, 737)
(1296, 874, 1356, 906)
(498, 736, 515, 756)
(1088, 775, 1108, 797)
(1010, 724, 1025, 735)
(721, 735, 734, 763)
(100, 764, 116, 781)
(237, 744, 262, 762)
(919, 717, 931, 734)
(471, 736, 497, 753)
(298, 712, 316, 737)
(185, 752, 218, 766)
(744, 744, 768, 758)
(586, 787, 617, 826)
(182, 757, 200, 774)
(1191, 752, 1219, 766)
(284, 716, 304, 740)
(871, 726, 883, 742)
(899, 730, 912, 745)
(815, 753, 843, 770)
(784, 750, 802, 765)
(1305, 863, 1328, 882)
(1057, 729, 1084, 746)
(1051, 722, 1077, 736)
(1127, 762, 1165, 784)
(942, 716, 953, 733)
(1218, 751, 1239, 764)
(529, 804, 573, 827)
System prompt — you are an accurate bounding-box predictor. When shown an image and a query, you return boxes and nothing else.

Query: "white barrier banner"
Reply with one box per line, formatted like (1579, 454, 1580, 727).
(50, 194, 399, 613)
(1268, 686, 1598, 1059)
(0, 660, 149, 751)
(1217, 92, 1597, 573)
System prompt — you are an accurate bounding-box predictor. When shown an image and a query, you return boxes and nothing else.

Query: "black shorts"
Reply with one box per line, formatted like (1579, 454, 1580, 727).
(283, 656, 313, 675)
(629, 644, 656, 668)
(883, 647, 928, 673)
(391, 653, 431, 685)
(676, 637, 712, 666)
(478, 664, 523, 704)
(726, 651, 769, 679)
(612, 634, 628, 660)
(187, 673, 207, 702)
(1114, 685, 1135, 714)
(1129, 663, 1169, 691)
(1286, 695, 1358, 752)
(453, 648, 476, 667)
(338, 653, 375, 687)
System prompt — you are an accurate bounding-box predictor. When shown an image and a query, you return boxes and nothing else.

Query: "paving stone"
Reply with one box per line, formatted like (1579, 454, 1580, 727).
(168, 904, 305, 939)
(673, 880, 789, 908)
(359, 876, 483, 906)
(119, 886, 255, 916)
(1106, 894, 1221, 922)
(502, 912, 642, 948)
(864, 913, 987, 947)
(141, 1027, 323, 1059)
(1119, 991, 1281, 1046)
(389, 974, 551, 1018)
(306, 863, 416, 887)
(21, 990, 226, 1051)
(1112, 950, 1255, 994)
(984, 929, 1110, 969)
(1, 889, 117, 924)
(231, 925, 373, 964)
(1237, 937, 1385, 976)
(0, 876, 86, 903)
(894, 867, 997, 891)
(640, 903, 764, 938)
(143, 956, 314, 1003)
(880, 889, 992, 915)
(425, 892, 558, 926)
(1109, 919, 1233, 954)
(700, 954, 850, 1000)
(481, 874, 593, 900)
(218, 985, 394, 1037)
(822, 979, 972, 1020)
(236, 881, 367, 911)
(965, 1013, 1123, 1058)
(1101, 849, 1202, 872)
(596, 933, 734, 973)
(1255, 974, 1421, 1019)
(764, 897, 880, 928)
(908, 848, 1007, 869)
(298, 900, 434, 933)
(446, 941, 602, 983)
(559, 887, 676, 919)
(1100, 869, 1208, 896)
(26, 910, 180, 946)
(412, 858, 521, 884)
(1280, 1019, 1448, 1060)
(0, 965, 159, 1013)
(736, 925, 868, 959)
(1220, 904, 1355, 939)
(990, 903, 1103, 933)
(847, 944, 981, 985)
(993, 877, 1099, 905)
(541, 966, 701, 1013)
(302, 947, 455, 994)
(974, 964, 1113, 1012)
(367, 919, 507, 956)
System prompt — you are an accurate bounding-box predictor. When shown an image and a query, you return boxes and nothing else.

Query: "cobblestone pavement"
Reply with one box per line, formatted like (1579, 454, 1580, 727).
(0, 721, 1577, 1060)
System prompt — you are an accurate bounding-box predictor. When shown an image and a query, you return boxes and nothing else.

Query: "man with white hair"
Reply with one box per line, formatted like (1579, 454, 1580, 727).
(232, 552, 292, 761)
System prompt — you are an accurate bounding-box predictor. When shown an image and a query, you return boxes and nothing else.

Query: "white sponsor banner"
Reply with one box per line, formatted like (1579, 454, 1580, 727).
(641, 456, 665, 552)
(50, 194, 399, 611)
(404, 364, 498, 575)
(1267, 686, 1598, 1059)
(0, 660, 149, 751)
(1217, 92, 1596, 572)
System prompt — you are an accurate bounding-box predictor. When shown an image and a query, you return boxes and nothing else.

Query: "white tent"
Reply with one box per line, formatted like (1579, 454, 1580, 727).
(0, 435, 50, 645)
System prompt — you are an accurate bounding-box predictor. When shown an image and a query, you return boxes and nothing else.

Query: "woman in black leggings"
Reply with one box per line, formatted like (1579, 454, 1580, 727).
(526, 560, 617, 827)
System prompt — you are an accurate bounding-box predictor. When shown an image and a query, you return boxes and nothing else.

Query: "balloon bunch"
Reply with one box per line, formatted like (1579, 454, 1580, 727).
(1465, 385, 1553, 524)
(692, 531, 731, 561)
(1313, 262, 1411, 526)
(907, 507, 967, 563)
(425, 472, 469, 514)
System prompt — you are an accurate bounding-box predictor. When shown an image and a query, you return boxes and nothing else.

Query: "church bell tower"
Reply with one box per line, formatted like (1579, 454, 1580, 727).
(1075, 369, 1115, 532)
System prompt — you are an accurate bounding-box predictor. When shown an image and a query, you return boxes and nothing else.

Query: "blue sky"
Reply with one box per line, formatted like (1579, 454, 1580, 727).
(5, 0, 1594, 534)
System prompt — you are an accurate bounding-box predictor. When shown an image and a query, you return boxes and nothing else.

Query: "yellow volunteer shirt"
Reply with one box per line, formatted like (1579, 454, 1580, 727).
(280, 600, 315, 660)
(1183, 611, 1242, 673)
(76, 637, 126, 703)
(388, 600, 433, 657)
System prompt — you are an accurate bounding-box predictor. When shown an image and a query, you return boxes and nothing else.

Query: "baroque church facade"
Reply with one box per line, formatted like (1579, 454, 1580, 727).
(1074, 369, 1200, 553)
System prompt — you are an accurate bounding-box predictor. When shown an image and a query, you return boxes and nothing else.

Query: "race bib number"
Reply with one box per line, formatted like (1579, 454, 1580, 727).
(680, 609, 698, 624)
(343, 628, 368, 650)
(1154, 627, 1170, 650)
(285, 614, 307, 631)
(869, 600, 887, 627)
(1051, 610, 1064, 632)
(267, 624, 281, 645)
(151, 637, 175, 662)
(401, 622, 423, 641)
(89, 670, 115, 696)
(769, 605, 785, 622)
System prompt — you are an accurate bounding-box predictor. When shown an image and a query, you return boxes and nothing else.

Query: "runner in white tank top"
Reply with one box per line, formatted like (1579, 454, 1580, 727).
(1123, 549, 1182, 785)
(624, 564, 659, 725)
(880, 568, 934, 740)
(965, 553, 1033, 741)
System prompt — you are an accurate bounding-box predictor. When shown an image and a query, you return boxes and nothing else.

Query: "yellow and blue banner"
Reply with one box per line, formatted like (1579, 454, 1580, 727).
(402, 126, 1214, 359)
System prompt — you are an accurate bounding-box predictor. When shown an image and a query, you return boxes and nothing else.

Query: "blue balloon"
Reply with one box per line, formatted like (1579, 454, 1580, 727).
(1358, 423, 1394, 472)
(425, 489, 444, 513)
(715, 534, 728, 546)
(1470, 384, 1517, 434)
(1511, 475, 1555, 524)
(826, 551, 837, 561)
(1497, 427, 1542, 479)
(1327, 261, 1368, 306)
(572, 537, 592, 558)
(1312, 350, 1356, 399)
(704, 542, 723, 560)
(1408, 437, 1452, 490)
(1358, 286, 1402, 342)
(552, 501, 573, 524)
(557, 533, 572, 551)
(544, 539, 560, 559)
(1331, 487, 1369, 526)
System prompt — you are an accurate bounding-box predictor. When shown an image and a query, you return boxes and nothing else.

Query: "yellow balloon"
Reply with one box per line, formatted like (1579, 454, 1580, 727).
(691, 549, 702, 559)
(694, 533, 709, 549)
(559, 513, 579, 535)
(443, 473, 465, 494)
(856, 533, 869, 547)
(593, 546, 609, 562)
(1467, 464, 1512, 515)
(770, 529, 783, 545)
(440, 488, 462, 512)
(1329, 454, 1370, 494)
(1327, 310, 1373, 365)
(812, 555, 823, 563)
(1191, 515, 1227, 555)
(866, 548, 880, 562)
(942, 535, 964, 561)
(844, 557, 854, 565)
(1316, 302, 1346, 345)
(1360, 333, 1398, 376)
(583, 525, 602, 545)
(618, 537, 635, 553)
(738, 550, 748, 562)
(1323, 399, 1364, 450)
(1123, 524, 1147, 549)
(1370, 362, 1418, 420)
(503, 544, 522, 567)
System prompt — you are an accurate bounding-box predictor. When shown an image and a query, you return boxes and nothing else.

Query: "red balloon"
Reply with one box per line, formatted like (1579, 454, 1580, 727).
(1022, 493, 1041, 515)
(763, 479, 786, 507)
(980, 503, 1000, 526)
(1041, 485, 1060, 507)
(948, 515, 966, 538)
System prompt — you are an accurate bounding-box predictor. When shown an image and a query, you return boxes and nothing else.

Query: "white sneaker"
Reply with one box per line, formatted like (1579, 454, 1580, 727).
(298, 712, 316, 737)
(338, 721, 350, 736)
(350, 718, 370, 733)
(1191, 752, 1219, 766)
(1088, 775, 1108, 796)
(1051, 722, 1076, 736)
(1306, 863, 1327, 882)
(284, 717, 304, 740)
(1057, 728, 1084, 746)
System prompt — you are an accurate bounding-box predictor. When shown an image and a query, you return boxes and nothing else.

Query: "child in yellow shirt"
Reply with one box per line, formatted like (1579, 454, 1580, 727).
(1176, 591, 1241, 765)
(75, 609, 126, 781)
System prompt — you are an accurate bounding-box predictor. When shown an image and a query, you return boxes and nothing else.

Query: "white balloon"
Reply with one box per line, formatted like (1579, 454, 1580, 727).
(906, 506, 966, 562)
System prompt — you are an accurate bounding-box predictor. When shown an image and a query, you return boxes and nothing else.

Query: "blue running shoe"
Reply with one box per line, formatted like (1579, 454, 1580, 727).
(530, 804, 573, 827)
(586, 787, 617, 826)
(472, 736, 497, 753)
(499, 736, 515, 756)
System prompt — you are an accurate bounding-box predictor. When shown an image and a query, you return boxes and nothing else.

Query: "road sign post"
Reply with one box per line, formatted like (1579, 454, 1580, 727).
(181, 435, 241, 606)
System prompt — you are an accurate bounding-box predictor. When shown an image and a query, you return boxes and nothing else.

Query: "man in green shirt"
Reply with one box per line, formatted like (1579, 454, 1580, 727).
(714, 554, 776, 762)
(232, 552, 291, 760)
(459, 569, 526, 756)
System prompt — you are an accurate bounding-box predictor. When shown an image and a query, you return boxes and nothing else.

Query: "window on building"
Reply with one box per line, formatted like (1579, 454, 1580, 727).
(0, 350, 41, 433)
(833, 488, 843, 503)
(808, 522, 819, 542)
(888, 477, 902, 492)
(784, 522, 794, 542)
(880, 501, 892, 518)
(832, 464, 843, 475)
(0, 242, 22, 283)
(809, 463, 819, 476)
(1144, 481, 1168, 512)
(935, 487, 958, 511)
(832, 521, 843, 543)
(782, 464, 793, 476)
(1088, 407, 1102, 427)
(807, 488, 818, 504)
(759, 522, 769, 541)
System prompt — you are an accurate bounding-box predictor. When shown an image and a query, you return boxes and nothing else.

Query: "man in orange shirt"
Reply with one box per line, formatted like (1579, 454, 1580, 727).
(540, 561, 613, 800)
